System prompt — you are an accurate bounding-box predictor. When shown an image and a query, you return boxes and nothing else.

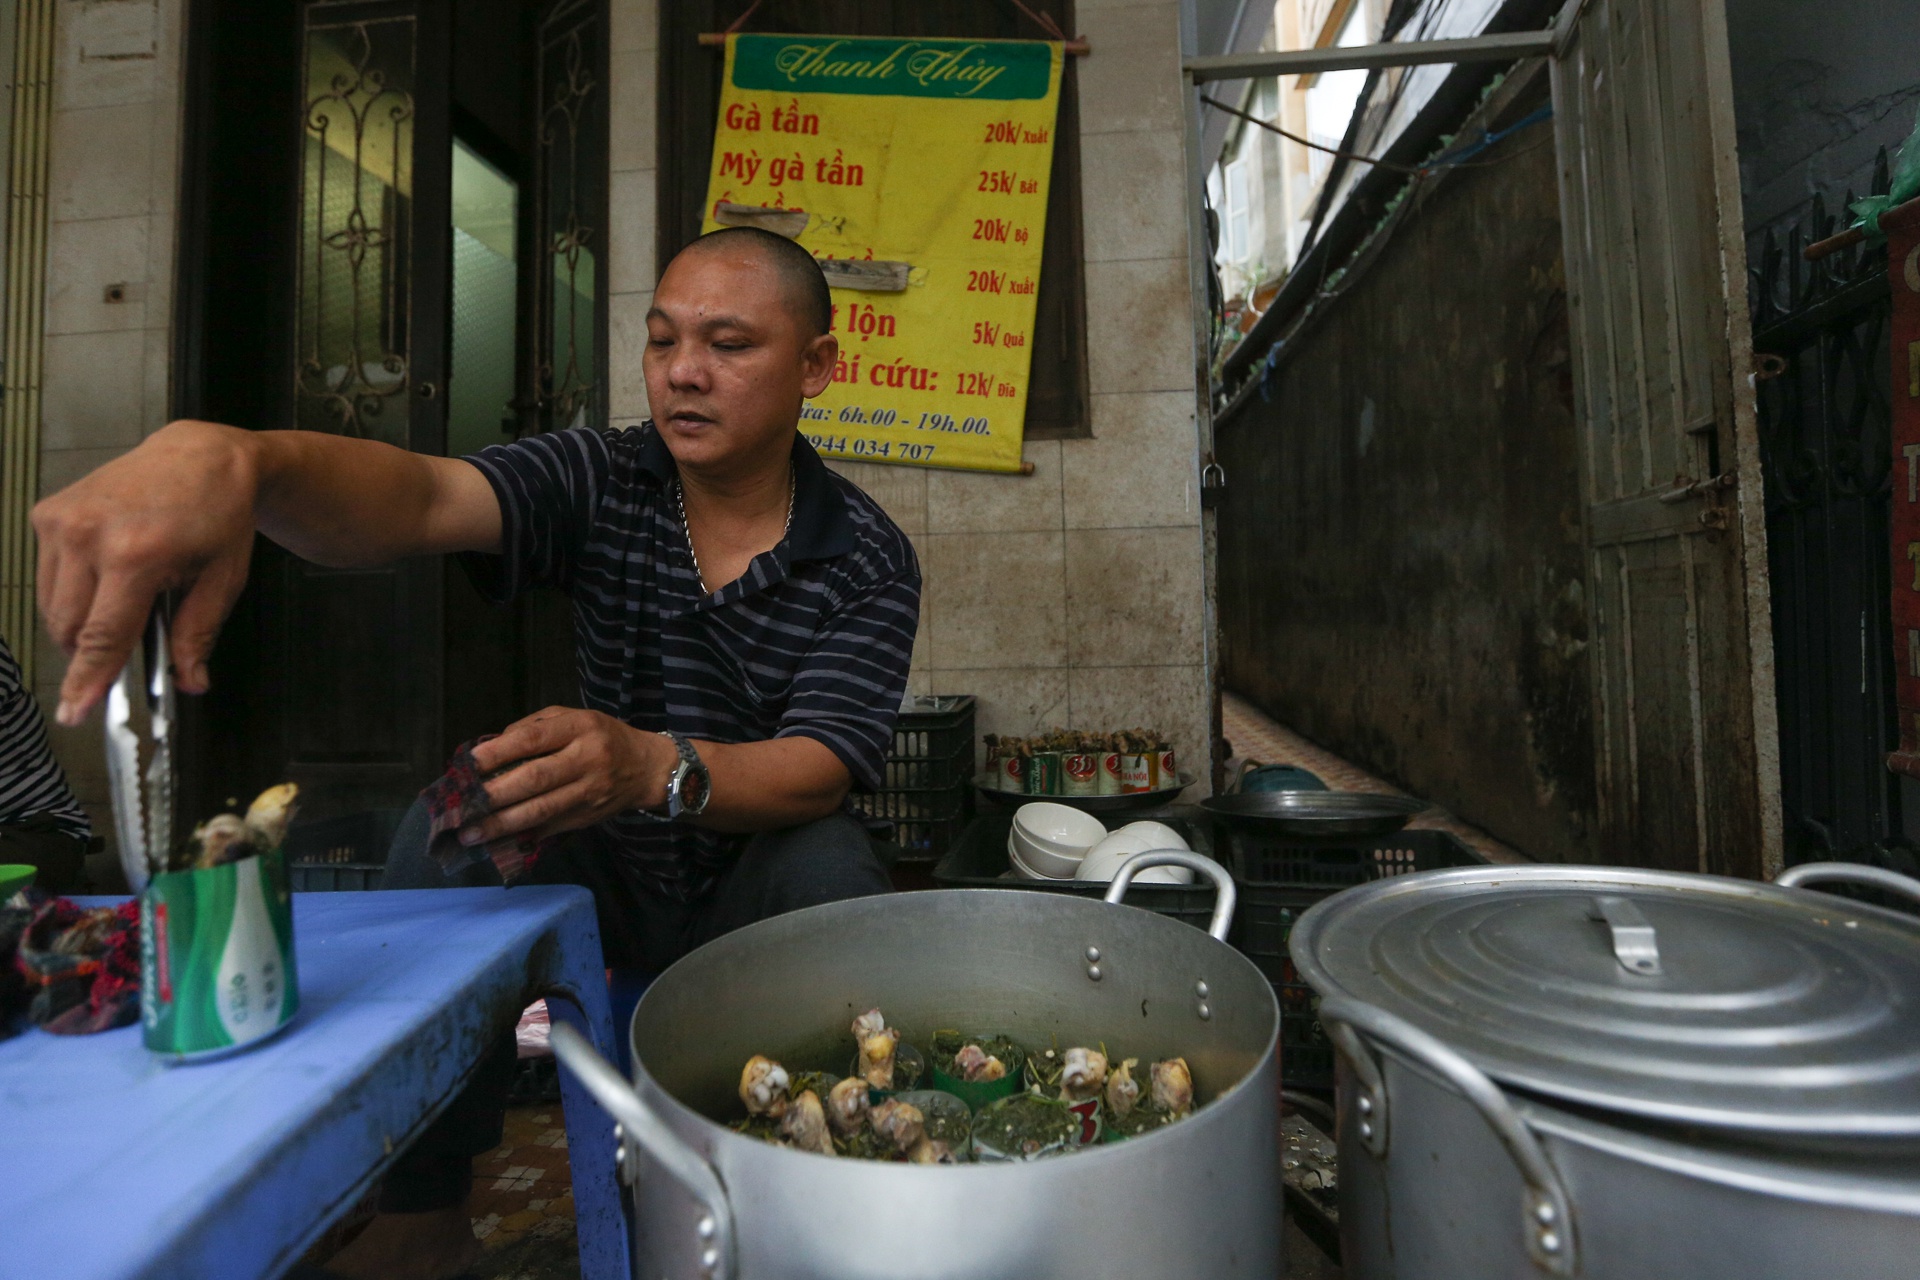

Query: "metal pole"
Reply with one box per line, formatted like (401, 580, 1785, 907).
(1183, 29, 1556, 83)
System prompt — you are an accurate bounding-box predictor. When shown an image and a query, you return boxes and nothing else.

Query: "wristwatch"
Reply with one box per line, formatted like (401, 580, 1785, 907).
(657, 730, 712, 820)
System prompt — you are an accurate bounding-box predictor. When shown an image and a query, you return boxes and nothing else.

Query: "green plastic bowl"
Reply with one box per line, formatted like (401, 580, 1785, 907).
(0, 864, 37, 898)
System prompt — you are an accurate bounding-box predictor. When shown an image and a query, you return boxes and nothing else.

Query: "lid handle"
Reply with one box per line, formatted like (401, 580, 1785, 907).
(1587, 896, 1662, 976)
(1776, 861, 1920, 907)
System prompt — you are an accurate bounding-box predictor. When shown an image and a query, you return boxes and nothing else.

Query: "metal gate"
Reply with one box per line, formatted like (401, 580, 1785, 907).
(1751, 155, 1912, 870)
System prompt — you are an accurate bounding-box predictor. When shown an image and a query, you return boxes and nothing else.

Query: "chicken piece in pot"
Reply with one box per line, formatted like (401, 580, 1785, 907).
(868, 1098, 926, 1154)
(1151, 1057, 1193, 1117)
(826, 1076, 870, 1136)
(739, 1055, 791, 1118)
(907, 1136, 957, 1164)
(1106, 1057, 1141, 1117)
(953, 1042, 1007, 1083)
(1059, 1047, 1109, 1102)
(852, 1008, 901, 1090)
(780, 1089, 835, 1155)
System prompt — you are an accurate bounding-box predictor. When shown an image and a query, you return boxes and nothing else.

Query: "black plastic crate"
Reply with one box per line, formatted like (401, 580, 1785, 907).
(1216, 826, 1484, 1091)
(931, 809, 1223, 931)
(850, 696, 977, 862)
(286, 808, 406, 892)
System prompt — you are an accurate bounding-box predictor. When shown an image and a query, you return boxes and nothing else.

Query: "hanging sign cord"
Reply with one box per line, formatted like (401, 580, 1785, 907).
(724, 0, 762, 36)
(1007, 0, 1069, 44)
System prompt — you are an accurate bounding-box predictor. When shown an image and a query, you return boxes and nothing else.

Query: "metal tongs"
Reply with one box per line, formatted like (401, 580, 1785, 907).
(104, 604, 176, 892)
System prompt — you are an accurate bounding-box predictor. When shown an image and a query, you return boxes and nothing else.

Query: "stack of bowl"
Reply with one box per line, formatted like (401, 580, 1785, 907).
(1007, 805, 1197, 885)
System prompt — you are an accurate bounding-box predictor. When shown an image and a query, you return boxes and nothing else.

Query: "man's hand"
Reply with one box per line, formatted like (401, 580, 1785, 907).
(33, 420, 260, 724)
(463, 707, 674, 848)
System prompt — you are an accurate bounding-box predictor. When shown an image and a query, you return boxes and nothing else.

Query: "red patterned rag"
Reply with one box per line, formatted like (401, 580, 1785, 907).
(422, 736, 546, 884)
(7, 890, 141, 1035)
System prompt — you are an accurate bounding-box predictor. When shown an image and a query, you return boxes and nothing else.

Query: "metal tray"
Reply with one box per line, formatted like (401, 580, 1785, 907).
(973, 772, 1192, 816)
(1200, 790, 1428, 838)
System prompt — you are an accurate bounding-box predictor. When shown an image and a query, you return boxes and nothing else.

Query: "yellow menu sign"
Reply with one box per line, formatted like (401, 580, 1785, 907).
(702, 34, 1064, 474)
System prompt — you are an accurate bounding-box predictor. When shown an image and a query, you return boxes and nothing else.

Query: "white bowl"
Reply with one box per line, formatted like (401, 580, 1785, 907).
(1074, 829, 1197, 885)
(1010, 803, 1106, 876)
(1115, 820, 1189, 851)
(1007, 837, 1071, 881)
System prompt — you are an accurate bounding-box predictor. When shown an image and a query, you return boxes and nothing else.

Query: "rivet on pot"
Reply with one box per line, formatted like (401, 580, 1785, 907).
(1357, 1097, 1373, 1116)
(1087, 964, 1103, 981)
(1539, 1231, 1562, 1254)
(702, 1245, 721, 1272)
(698, 1215, 717, 1241)
(1359, 1120, 1373, 1139)
(1534, 1202, 1556, 1225)
(1085, 946, 1101, 963)
(1195, 980, 1210, 998)
(1197, 1002, 1212, 1020)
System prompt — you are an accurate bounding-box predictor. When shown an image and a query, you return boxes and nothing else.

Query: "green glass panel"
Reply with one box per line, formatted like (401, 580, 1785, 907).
(447, 140, 518, 458)
(295, 16, 417, 444)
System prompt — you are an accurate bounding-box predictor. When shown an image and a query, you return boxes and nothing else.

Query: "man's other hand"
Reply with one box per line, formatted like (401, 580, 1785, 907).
(32, 420, 259, 725)
(463, 707, 672, 847)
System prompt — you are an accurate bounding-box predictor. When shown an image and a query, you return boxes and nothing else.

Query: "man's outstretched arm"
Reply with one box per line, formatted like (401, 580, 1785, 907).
(32, 419, 501, 725)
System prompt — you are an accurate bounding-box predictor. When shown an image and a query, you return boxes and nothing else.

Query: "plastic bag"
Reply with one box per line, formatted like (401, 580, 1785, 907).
(1849, 106, 1920, 239)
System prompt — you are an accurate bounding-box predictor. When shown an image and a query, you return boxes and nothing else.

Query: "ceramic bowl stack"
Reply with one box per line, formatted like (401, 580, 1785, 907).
(1008, 802, 1105, 879)
(1007, 804, 1198, 885)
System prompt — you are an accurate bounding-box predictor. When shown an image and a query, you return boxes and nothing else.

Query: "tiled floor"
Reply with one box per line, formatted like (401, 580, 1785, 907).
(1222, 692, 1526, 864)
(467, 1104, 581, 1278)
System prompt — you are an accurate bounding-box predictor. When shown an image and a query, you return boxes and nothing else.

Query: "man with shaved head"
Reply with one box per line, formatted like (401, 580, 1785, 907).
(33, 226, 919, 1277)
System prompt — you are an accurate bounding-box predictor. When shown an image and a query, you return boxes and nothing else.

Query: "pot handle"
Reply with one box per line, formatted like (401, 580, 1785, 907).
(550, 1023, 736, 1280)
(1105, 850, 1237, 942)
(1775, 860, 1920, 906)
(1318, 997, 1576, 1278)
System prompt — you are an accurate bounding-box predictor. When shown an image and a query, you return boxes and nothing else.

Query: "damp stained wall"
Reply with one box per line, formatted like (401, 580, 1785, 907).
(1213, 119, 1596, 860)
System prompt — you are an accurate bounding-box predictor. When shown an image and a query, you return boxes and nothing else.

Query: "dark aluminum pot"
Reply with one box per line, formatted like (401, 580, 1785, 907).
(554, 852, 1282, 1280)
(1294, 862, 1920, 1279)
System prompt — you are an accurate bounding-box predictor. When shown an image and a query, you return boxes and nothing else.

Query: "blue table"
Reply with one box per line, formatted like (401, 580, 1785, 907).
(0, 888, 630, 1280)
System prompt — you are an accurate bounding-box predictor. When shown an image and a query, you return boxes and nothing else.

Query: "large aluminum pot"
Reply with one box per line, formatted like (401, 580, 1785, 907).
(553, 852, 1281, 1280)
(1294, 862, 1920, 1279)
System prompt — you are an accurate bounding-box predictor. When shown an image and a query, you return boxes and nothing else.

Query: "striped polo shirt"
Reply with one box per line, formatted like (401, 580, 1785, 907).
(462, 422, 921, 902)
(0, 634, 91, 840)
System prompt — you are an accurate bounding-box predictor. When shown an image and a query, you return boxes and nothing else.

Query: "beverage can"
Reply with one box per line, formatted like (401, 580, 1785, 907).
(1026, 752, 1063, 795)
(1097, 752, 1124, 795)
(141, 847, 299, 1060)
(994, 754, 1026, 792)
(1156, 748, 1177, 790)
(1119, 754, 1154, 794)
(1062, 752, 1099, 796)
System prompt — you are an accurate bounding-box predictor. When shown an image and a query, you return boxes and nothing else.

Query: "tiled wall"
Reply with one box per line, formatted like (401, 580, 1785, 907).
(606, 0, 1213, 784)
(33, 0, 185, 843)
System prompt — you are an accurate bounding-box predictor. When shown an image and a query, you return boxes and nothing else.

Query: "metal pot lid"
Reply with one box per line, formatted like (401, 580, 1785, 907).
(1290, 864, 1920, 1136)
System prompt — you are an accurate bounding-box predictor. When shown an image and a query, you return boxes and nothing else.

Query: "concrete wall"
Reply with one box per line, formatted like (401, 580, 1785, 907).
(1213, 104, 1596, 860)
(605, 0, 1214, 779)
(32, 0, 185, 846)
(1727, 0, 1920, 245)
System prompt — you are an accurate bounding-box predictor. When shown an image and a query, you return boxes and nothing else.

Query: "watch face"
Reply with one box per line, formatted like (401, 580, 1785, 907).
(682, 765, 709, 813)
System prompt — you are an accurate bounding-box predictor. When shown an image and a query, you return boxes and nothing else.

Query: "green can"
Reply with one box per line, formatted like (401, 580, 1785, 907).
(1025, 752, 1062, 795)
(140, 847, 300, 1060)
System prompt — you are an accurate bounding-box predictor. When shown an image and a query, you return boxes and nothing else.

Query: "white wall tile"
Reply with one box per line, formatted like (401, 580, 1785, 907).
(1062, 391, 1200, 529)
(45, 216, 150, 335)
(1066, 663, 1209, 789)
(609, 0, 659, 53)
(607, 289, 653, 420)
(922, 530, 1066, 669)
(49, 104, 158, 221)
(926, 440, 1061, 534)
(608, 168, 658, 294)
(1064, 525, 1206, 667)
(56, 0, 160, 111)
(928, 666, 1071, 749)
(826, 458, 928, 536)
(1080, 127, 1189, 263)
(41, 329, 146, 451)
(1076, 5, 1184, 137)
(609, 47, 658, 174)
(1084, 256, 1198, 393)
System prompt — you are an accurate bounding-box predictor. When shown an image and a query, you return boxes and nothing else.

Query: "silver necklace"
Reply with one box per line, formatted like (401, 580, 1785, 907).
(677, 468, 796, 595)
